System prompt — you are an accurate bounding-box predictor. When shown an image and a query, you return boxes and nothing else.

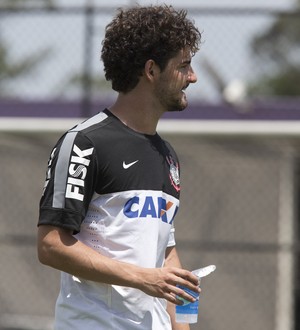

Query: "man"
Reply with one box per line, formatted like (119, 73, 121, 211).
(37, 5, 202, 330)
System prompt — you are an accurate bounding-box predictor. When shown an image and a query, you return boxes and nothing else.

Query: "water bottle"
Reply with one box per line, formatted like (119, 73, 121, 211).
(175, 265, 216, 324)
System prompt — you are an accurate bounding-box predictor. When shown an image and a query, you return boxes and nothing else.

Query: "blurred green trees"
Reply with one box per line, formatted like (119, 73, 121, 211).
(0, 0, 54, 97)
(250, 0, 300, 96)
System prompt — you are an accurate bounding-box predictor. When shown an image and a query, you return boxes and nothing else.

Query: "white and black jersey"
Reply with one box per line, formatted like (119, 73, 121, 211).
(38, 109, 181, 330)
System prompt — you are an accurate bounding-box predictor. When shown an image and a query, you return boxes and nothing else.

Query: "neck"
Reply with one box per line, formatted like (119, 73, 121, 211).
(108, 92, 163, 135)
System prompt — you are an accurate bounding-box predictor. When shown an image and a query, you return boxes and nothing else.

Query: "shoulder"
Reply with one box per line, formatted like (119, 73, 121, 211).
(71, 111, 111, 136)
(57, 110, 117, 148)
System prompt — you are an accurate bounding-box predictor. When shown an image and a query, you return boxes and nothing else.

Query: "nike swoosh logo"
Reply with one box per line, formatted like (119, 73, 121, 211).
(123, 160, 139, 169)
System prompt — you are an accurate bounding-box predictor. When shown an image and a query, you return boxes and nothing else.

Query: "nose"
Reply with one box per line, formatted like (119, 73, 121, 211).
(188, 66, 197, 83)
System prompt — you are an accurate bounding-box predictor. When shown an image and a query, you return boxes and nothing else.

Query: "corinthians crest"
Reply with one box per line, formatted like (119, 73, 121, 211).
(166, 156, 180, 192)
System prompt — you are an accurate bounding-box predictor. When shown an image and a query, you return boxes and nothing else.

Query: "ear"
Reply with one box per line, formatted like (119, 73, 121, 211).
(144, 59, 159, 81)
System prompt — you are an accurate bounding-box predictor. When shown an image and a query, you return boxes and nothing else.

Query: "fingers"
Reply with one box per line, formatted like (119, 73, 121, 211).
(159, 274, 200, 305)
(139, 267, 201, 304)
(174, 268, 200, 286)
(164, 285, 199, 305)
(164, 268, 201, 304)
(170, 268, 200, 290)
(164, 292, 183, 305)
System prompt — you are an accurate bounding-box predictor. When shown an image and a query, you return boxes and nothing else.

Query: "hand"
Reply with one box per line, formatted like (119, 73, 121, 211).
(138, 267, 201, 305)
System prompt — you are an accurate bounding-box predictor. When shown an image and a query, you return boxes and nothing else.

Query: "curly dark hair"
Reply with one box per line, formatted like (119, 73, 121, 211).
(101, 5, 202, 93)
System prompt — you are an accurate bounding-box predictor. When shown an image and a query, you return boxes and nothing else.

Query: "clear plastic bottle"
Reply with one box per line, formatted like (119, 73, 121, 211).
(175, 265, 216, 324)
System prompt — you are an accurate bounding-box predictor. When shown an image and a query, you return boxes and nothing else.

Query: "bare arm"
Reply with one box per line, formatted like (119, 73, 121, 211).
(37, 225, 200, 304)
(165, 246, 197, 330)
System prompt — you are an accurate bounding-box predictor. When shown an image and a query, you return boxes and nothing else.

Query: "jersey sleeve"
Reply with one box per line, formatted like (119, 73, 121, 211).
(38, 130, 97, 234)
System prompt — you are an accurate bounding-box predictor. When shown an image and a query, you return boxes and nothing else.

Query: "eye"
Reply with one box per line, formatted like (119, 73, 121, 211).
(180, 62, 189, 68)
(179, 64, 190, 73)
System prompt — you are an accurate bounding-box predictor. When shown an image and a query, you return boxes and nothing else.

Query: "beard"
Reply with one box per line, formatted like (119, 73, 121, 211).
(167, 91, 188, 112)
(155, 84, 189, 112)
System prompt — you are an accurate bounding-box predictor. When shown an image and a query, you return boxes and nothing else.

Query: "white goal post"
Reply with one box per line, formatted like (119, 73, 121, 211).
(2, 117, 300, 137)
